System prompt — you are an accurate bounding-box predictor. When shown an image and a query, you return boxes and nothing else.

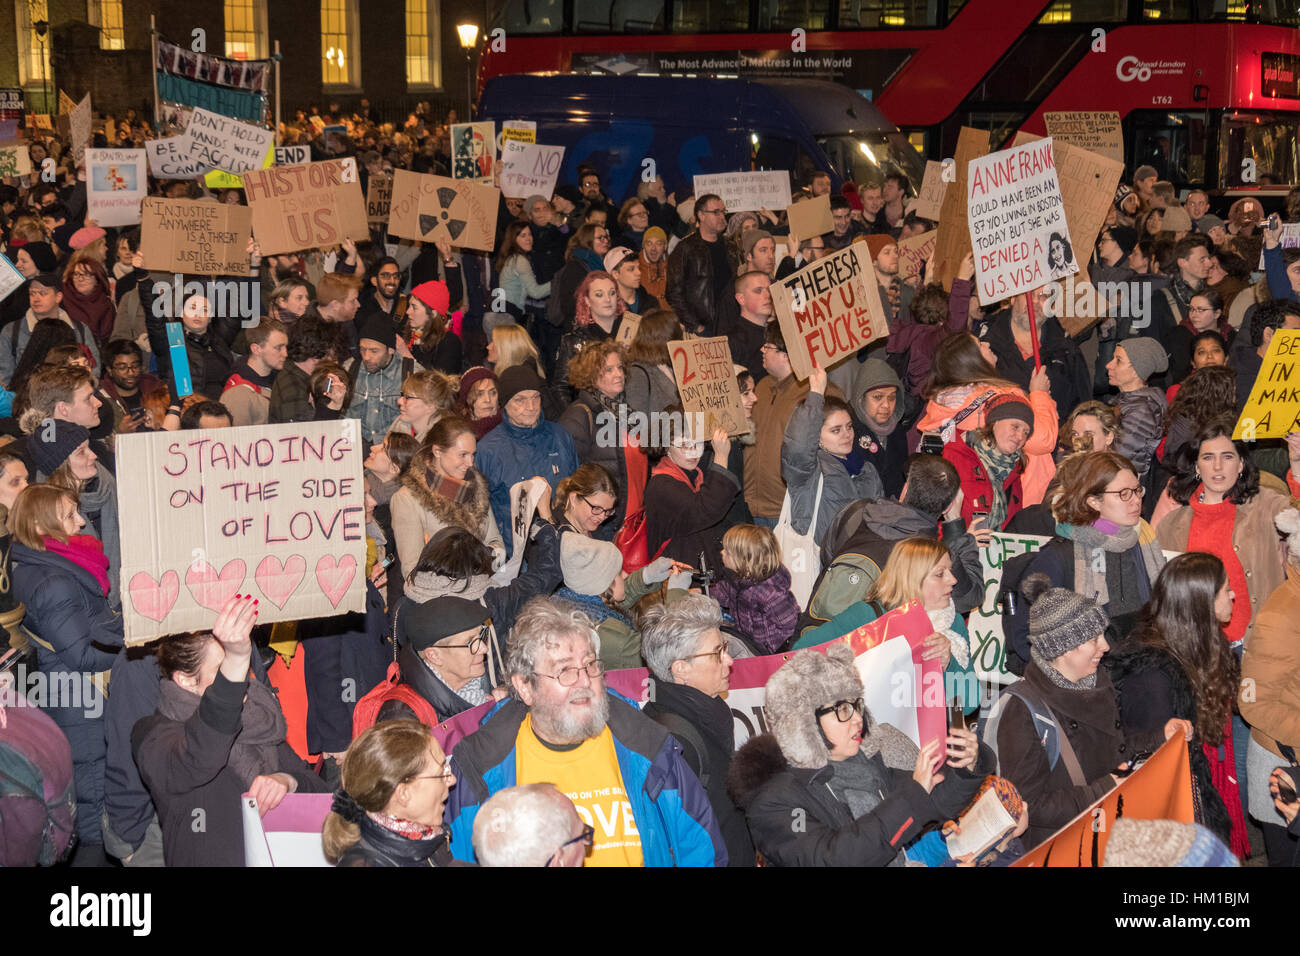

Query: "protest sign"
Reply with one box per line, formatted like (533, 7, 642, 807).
(0, 143, 31, 178)
(32, 114, 53, 130)
(786, 194, 832, 243)
(693, 170, 793, 213)
(499, 120, 536, 149)
(204, 142, 274, 189)
(615, 311, 642, 349)
(275, 145, 310, 166)
(0, 253, 24, 303)
(1042, 110, 1124, 165)
(451, 121, 496, 183)
(667, 336, 750, 437)
(0, 88, 22, 128)
(968, 137, 1076, 306)
(86, 148, 148, 227)
(140, 197, 253, 276)
(911, 160, 948, 221)
(241, 158, 368, 256)
(184, 107, 276, 175)
(935, 127, 989, 292)
(117, 420, 367, 644)
(146, 136, 210, 179)
(1014, 735, 1193, 867)
(491, 478, 549, 586)
(1235, 328, 1300, 439)
(68, 94, 92, 165)
(499, 141, 565, 200)
(387, 169, 498, 252)
(769, 242, 889, 380)
(243, 792, 332, 867)
(971, 532, 1047, 686)
(366, 172, 392, 224)
(897, 229, 936, 283)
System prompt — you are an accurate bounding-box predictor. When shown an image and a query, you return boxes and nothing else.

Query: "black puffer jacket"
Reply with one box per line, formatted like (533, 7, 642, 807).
(337, 819, 465, 867)
(137, 269, 241, 400)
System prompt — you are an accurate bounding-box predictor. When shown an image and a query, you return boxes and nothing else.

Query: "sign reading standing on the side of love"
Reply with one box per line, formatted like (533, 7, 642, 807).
(117, 420, 368, 644)
(667, 335, 750, 437)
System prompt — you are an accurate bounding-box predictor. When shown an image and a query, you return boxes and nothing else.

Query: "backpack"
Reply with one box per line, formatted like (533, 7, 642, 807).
(979, 680, 1087, 786)
(803, 552, 884, 629)
(0, 690, 77, 866)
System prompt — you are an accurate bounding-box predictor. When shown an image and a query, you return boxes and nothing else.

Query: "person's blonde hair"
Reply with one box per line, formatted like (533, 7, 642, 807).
(402, 369, 456, 414)
(491, 323, 546, 379)
(722, 524, 781, 582)
(322, 720, 440, 865)
(7, 484, 78, 549)
(866, 537, 949, 611)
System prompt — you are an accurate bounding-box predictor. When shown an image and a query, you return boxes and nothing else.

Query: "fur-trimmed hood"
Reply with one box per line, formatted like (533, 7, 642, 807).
(762, 644, 866, 770)
(400, 451, 491, 534)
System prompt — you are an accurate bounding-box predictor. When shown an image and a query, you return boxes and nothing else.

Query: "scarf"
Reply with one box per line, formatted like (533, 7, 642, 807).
(43, 533, 110, 596)
(112, 260, 133, 281)
(652, 456, 703, 492)
(403, 570, 491, 605)
(424, 465, 478, 511)
(62, 279, 115, 344)
(965, 431, 1018, 530)
(1030, 647, 1097, 690)
(574, 247, 604, 273)
(425, 657, 491, 707)
(1169, 274, 1201, 312)
(638, 252, 666, 298)
(157, 675, 289, 789)
(593, 389, 625, 419)
(1178, 315, 1232, 340)
(1204, 720, 1251, 859)
(365, 808, 443, 842)
(927, 600, 968, 668)
(1056, 519, 1165, 610)
(554, 586, 632, 628)
(1187, 489, 1249, 644)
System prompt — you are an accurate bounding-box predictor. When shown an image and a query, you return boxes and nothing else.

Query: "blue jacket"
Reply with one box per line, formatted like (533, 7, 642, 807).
(1264, 244, 1298, 304)
(474, 415, 579, 555)
(444, 692, 728, 866)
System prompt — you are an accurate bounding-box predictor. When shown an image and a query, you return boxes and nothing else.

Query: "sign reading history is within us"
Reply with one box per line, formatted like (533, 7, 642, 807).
(117, 420, 367, 643)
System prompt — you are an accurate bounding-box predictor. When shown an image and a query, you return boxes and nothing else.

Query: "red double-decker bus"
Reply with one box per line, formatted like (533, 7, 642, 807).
(479, 0, 1300, 194)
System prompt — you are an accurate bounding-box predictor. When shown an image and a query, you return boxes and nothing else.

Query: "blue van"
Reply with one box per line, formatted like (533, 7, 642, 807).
(479, 73, 924, 204)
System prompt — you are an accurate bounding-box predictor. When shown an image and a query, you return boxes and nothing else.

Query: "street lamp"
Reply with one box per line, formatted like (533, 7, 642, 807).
(34, 19, 49, 115)
(457, 23, 479, 122)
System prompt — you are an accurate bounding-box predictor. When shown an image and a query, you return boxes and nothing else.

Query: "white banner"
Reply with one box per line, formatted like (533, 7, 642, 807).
(970, 533, 1048, 685)
(693, 170, 793, 212)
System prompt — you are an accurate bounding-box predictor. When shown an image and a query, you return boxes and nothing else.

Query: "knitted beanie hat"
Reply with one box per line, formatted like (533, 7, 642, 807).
(1197, 214, 1226, 233)
(27, 420, 91, 478)
(763, 644, 866, 770)
(1118, 336, 1168, 383)
(357, 311, 397, 349)
(497, 363, 546, 407)
(16, 240, 57, 273)
(411, 280, 450, 316)
(865, 234, 896, 261)
(457, 366, 497, 406)
(984, 394, 1034, 435)
(741, 229, 773, 258)
(1102, 819, 1238, 867)
(560, 534, 624, 596)
(642, 226, 667, 245)
(957, 775, 1025, 824)
(1106, 226, 1139, 259)
(1021, 573, 1109, 661)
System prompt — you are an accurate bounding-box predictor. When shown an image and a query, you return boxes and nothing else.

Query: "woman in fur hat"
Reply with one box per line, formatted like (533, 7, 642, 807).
(726, 644, 991, 866)
(389, 416, 505, 576)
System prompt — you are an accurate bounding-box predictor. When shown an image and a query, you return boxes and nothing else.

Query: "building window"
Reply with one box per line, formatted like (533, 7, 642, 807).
(321, 0, 359, 87)
(16, 0, 51, 89)
(225, 0, 268, 60)
(406, 0, 441, 88)
(87, 0, 125, 50)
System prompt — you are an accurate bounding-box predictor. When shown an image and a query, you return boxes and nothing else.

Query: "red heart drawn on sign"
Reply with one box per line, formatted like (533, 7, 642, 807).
(129, 570, 180, 622)
(184, 559, 247, 612)
(255, 554, 306, 609)
(315, 554, 356, 608)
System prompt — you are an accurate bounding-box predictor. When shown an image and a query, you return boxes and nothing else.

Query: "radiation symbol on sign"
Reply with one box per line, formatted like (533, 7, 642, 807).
(418, 186, 468, 241)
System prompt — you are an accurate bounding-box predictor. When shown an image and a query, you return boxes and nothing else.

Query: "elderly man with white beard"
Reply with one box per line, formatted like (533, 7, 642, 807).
(443, 596, 728, 866)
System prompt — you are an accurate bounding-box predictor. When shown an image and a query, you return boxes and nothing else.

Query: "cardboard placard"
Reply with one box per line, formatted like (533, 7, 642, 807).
(499, 141, 565, 200)
(769, 242, 889, 380)
(693, 170, 793, 213)
(1235, 328, 1300, 440)
(387, 168, 498, 252)
(86, 148, 148, 227)
(203, 141, 275, 189)
(69, 94, 92, 166)
(1042, 110, 1124, 166)
(897, 229, 936, 283)
(934, 127, 990, 292)
(32, 114, 53, 130)
(185, 107, 276, 175)
(140, 197, 253, 276)
(911, 160, 947, 222)
(615, 311, 641, 348)
(146, 136, 209, 179)
(667, 336, 750, 437)
(0, 253, 24, 304)
(451, 121, 496, 183)
(366, 172, 392, 224)
(968, 137, 1076, 306)
(275, 145, 310, 166)
(0, 143, 32, 178)
(117, 420, 367, 644)
(786, 194, 832, 244)
(241, 158, 368, 256)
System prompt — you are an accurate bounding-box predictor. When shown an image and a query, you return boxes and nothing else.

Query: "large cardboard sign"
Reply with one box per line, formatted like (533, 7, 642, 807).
(1235, 328, 1300, 439)
(500, 141, 565, 200)
(1042, 110, 1124, 166)
(140, 197, 252, 276)
(366, 172, 392, 224)
(241, 158, 368, 256)
(146, 136, 208, 179)
(0, 254, 24, 303)
(387, 169, 498, 252)
(0, 143, 32, 178)
(968, 137, 1076, 306)
(184, 107, 275, 175)
(911, 160, 948, 221)
(934, 127, 989, 292)
(86, 148, 148, 227)
(451, 121, 496, 183)
(769, 242, 889, 380)
(667, 335, 749, 437)
(693, 170, 792, 213)
(786, 194, 833, 243)
(897, 229, 936, 283)
(68, 94, 92, 165)
(118, 420, 367, 644)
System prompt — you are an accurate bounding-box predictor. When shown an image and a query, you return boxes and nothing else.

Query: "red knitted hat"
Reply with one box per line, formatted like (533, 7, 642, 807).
(411, 280, 450, 315)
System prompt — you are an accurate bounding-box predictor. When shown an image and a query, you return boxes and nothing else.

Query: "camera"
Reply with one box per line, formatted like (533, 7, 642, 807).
(690, 552, 716, 594)
(919, 432, 945, 456)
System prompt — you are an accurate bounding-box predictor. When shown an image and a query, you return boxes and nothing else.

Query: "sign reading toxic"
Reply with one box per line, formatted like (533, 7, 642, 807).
(768, 242, 889, 380)
(667, 335, 750, 437)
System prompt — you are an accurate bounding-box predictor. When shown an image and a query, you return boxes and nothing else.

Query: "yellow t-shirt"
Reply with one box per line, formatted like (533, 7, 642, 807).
(514, 716, 644, 867)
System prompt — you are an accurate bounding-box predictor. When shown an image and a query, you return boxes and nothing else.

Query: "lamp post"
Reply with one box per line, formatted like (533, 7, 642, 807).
(456, 23, 479, 122)
(34, 18, 49, 115)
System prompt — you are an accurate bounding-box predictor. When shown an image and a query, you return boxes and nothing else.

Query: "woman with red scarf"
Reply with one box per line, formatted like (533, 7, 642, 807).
(1108, 553, 1249, 858)
(9, 481, 123, 865)
(61, 251, 116, 352)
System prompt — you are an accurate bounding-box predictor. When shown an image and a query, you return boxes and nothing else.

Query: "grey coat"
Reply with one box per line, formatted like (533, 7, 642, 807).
(624, 362, 679, 420)
(781, 390, 884, 539)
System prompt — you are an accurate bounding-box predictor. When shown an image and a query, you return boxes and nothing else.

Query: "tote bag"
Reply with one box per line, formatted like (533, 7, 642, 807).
(774, 473, 823, 611)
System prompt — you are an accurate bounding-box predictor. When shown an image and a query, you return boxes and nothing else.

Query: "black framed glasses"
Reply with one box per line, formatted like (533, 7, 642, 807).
(439, 624, 491, 654)
(1100, 486, 1145, 502)
(548, 824, 595, 864)
(540, 659, 604, 687)
(815, 698, 866, 723)
(580, 494, 615, 518)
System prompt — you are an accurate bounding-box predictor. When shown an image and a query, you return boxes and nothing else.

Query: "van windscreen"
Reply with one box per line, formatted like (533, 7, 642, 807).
(817, 133, 924, 190)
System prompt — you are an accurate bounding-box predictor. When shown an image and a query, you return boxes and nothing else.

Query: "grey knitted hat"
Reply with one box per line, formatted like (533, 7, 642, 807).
(763, 644, 866, 770)
(1021, 573, 1109, 660)
(560, 534, 624, 596)
(1118, 336, 1168, 383)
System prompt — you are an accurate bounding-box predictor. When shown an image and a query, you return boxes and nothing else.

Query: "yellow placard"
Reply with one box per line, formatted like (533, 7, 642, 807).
(203, 140, 275, 189)
(1235, 328, 1300, 440)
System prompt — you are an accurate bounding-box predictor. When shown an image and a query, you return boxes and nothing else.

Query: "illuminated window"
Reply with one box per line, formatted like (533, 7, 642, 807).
(225, 0, 268, 60)
(15, 0, 51, 88)
(88, 0, 125, 50)
(1037, 0, 1126, 21)
(322, 0, 359, 87)
(406, 0, 441, 88)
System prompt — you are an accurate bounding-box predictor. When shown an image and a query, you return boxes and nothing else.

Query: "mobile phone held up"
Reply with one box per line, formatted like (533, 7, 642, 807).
(1277, 769, 1299, 805)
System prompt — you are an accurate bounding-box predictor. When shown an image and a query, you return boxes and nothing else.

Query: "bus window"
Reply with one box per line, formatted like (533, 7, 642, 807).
(1141, 0, 1193, 20)
(1220, 112, 1300, 187)
(753, 134, 820, 191)
(834, 0, 929, 29)
(762, 0, 832, 30)
(1037, 0, 1127, 22)
(1127, 111, 1210, 187)
(499, 0, 562, 33)
(575, 0, 666, 32)
(672, 0, 751, 32)
(816, 132, 925, 189)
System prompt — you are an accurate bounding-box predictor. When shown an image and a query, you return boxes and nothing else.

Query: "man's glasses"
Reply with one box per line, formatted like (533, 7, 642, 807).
(580, 494, 615, 518)
(1100, 486, 1145, 501)
(700, 207, 726, 217)
(540, 659, 604, 687)
(548, 824, 595, 864)
(815, 698, 866, 723)
(111, 363, 142, 372)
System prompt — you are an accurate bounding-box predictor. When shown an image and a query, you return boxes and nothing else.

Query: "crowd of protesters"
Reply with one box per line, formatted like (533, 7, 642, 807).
(2, 102, 1300, 870)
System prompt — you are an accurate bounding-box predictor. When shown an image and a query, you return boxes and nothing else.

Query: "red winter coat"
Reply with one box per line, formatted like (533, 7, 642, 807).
(942, 438, 1024, 531)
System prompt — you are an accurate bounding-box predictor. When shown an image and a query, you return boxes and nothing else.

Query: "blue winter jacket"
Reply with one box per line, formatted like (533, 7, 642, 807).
(1264, 244, 1298, 304)
(444, 692, 728, 866)
(474, 415, 579, 556)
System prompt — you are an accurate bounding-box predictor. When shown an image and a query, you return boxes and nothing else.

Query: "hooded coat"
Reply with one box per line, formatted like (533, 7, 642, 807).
(850, 358, 909, 499)
(389, 453, 504, 577)
(474, 415, 579, 557)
